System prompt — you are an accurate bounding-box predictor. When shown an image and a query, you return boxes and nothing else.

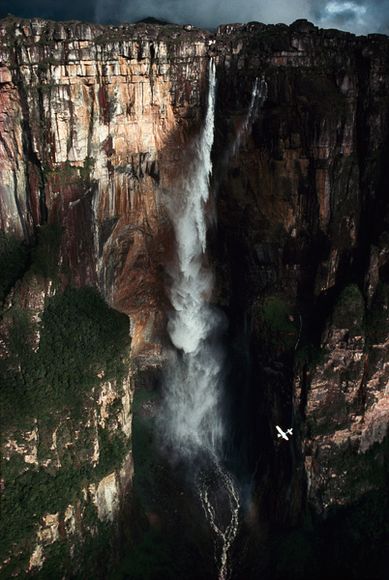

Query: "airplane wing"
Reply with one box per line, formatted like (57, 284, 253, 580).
(276, 426, 288, 440)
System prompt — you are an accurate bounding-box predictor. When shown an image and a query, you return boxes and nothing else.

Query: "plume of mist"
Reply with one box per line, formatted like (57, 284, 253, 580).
(148, 29, 267, 465)
(159, 62, 263, 579)
(159, 60, 226, 460)
(159, 65, 268, 462)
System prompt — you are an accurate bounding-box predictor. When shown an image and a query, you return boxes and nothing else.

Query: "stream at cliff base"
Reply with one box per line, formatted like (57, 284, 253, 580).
(197, 459, 240, 580)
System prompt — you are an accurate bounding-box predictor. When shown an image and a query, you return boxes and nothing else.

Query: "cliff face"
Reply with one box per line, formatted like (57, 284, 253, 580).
(0, 16, 388, 578)
(0, 270, 133, 575)
(213, 20, 389, 578)
(213, 19, 389, 526)
(0, 17, 212, 576)
(0, 17, 212, 356)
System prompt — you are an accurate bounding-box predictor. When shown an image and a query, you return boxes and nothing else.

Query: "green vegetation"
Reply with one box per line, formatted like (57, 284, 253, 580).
(1, 462, 85, 551)
(320, 489, 388, 579)
(245, 24, 290, 54)
(8, 306, 33, 360)
(42, 159, 95, 190)
(35, 541, 69, 579)
(275, 529, 319, 580)
(335, 283, 364, 311)
(1, 286, 129, 428)
(0, 224, 61, 304)
(23, 521, 115, 579)
(29, 224, 61, 279)
(294, 342, 324, 370)
(74, 522, 114, 580)
(260, 295, 299, 351)
(132, 387, 160, 509)
(273, 488, 388, 580)
(366, 282, 389, 345)
(42, 161, 79, 188)
(0, 286, 130, 562)
(80, 157, 95, 184)
(127, 386, 208, 579)
(111, 529, 179, 580)
(0, 232, 28, 302)
(274, 432, 388, 580)
(0, 426, 129, 562)
(332, 284, 365, 333)
(95, 428, 128, 479)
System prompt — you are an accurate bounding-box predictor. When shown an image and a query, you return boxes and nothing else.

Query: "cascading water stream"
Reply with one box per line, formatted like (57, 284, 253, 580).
(232, 77, 268, 156)
(197, 459, 240, 580)
(162, 58, 224, 459)
(162, 62, 265, 580)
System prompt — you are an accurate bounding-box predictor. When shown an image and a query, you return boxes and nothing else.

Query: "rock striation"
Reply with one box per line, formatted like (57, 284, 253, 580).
(0, 15, 389, 577)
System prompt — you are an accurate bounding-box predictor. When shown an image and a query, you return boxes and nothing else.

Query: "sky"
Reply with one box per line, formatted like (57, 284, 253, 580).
(0, 0, 388, 35)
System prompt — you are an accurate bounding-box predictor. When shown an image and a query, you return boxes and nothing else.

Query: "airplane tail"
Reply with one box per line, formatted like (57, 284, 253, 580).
(287, 428, 293, 435)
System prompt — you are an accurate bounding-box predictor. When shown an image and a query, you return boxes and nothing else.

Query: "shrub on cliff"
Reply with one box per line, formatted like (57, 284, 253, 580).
(0, 232, 28, 303)
(29, 224, 61, 279)
(260, 295, 299, 352)
(0, 286, 129, 427)
(0, 286, 131, 567)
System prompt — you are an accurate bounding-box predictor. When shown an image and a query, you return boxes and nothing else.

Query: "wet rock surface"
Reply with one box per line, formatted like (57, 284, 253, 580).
(0, 16, 388, 578)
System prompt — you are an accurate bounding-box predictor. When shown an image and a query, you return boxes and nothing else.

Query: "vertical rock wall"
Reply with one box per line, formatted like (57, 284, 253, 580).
(1, 16, 389, 577)
(213, 20, 389, 524)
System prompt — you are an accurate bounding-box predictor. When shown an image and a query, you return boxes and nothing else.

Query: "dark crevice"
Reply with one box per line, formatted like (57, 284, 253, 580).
(11, 40, 47, 226)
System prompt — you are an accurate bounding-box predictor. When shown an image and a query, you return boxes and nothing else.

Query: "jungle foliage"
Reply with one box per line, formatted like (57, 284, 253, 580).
(0, 286, 130, 564)
(0, 286, 129, 428)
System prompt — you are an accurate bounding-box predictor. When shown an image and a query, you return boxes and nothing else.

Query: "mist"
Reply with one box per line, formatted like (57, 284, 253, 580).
(160, 60, 225, 460)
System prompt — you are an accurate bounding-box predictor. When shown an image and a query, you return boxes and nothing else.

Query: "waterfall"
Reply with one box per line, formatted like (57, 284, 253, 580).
(162, 58, 224, 459)
(162, 70, 267, 460)
(232, 77, 268, 156)
(162, 59, 256, 580)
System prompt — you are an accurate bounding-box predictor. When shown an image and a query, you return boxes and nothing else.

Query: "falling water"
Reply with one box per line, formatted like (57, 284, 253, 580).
(163, 58, 224, 459)
(162, 61, 265, 580)
(232, 77, 268, 156)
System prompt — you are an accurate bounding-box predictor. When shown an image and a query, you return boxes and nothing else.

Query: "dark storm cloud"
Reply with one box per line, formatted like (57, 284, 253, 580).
(94, 0, 312, 28)
(0, 0, 97, 22)
(1, 0, 389, 35)
(94, 0, 389, 34)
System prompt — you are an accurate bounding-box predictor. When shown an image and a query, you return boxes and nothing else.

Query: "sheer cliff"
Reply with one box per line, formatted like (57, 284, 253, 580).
(0, 16, 388, 579)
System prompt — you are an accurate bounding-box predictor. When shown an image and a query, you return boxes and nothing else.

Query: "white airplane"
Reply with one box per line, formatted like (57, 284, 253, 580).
(276, 425, 293, 441)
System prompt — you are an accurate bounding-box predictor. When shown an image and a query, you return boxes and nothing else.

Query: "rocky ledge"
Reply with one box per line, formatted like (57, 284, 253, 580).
(0, 16, 388, 578)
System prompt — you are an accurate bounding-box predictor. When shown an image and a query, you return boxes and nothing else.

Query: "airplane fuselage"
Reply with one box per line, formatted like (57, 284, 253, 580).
(276, 425, 293, 441)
